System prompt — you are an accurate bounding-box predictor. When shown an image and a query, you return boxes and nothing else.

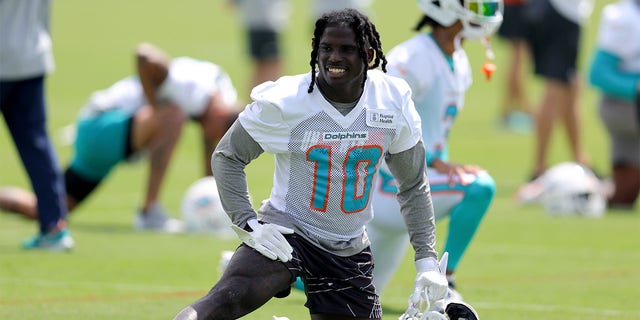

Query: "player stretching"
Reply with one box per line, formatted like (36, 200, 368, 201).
(368, 0, 502, 315)
(173, 8, 449, 320)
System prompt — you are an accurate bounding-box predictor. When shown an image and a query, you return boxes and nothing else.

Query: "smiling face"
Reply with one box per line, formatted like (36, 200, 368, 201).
(315, 24, 371, 103)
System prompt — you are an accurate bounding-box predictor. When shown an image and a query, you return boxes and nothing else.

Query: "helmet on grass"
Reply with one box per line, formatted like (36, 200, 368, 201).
(180, 176, 234, 235)
(538, 162, 606, 217)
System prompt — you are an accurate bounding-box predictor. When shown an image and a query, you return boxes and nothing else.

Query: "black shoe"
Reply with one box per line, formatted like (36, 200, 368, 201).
(445, 301, 479, 320)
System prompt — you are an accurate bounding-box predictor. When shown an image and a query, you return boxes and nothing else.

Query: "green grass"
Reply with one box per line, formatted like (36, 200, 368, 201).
(1, 0, 638, 319)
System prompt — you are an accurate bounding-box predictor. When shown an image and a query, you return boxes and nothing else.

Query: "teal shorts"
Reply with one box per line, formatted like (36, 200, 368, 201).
(69, 110, 133, 182)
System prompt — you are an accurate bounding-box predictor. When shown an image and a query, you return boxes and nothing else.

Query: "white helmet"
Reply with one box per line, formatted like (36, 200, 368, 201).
(538, 162, 606, 218)
(417, 0, 504, 40)
(180, 176, 234, 236)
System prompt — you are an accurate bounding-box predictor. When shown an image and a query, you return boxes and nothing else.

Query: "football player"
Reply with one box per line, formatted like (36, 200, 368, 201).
(173, 8, 448, 320)
(0, 43, 241, 232)
(367, 0, 503, 315)
(588, 0, 640, 209)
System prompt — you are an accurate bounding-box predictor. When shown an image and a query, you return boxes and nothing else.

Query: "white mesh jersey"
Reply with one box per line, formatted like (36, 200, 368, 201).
(80, 57, 237, 118)
(598, 0, 640, 73)
(386, 34, 471, 163)
(239, 70, 422, 242)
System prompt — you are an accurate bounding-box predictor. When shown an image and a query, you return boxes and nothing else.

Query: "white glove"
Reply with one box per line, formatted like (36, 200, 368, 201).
(400, 253, 450, 320)
(231, 219, 294, 262)
(411, 253, 449, 306)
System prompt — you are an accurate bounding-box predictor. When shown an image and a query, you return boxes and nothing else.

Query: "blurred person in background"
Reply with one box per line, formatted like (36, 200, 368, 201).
(232, 0, 291, 93)
(495, 0, 534, 134)
(311, 0, 374, 20)
(0, 0, 72, 250)
(588, 0, 640, 210)
(524, 0, 594, 180)
(0, 43, 242, 232)
(366, 0, 501, 306)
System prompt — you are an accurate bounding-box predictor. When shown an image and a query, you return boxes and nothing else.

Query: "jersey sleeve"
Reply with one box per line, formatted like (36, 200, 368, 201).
(589, 49, 639, 101)
(238, 82, 291, 154)
(388, 77, 423, 154)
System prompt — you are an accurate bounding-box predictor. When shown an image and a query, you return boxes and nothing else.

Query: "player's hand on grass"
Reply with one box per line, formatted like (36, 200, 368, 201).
(231, 219, 293, 262)
(399, 254, 450, 320)
(411, 254, 448, 305)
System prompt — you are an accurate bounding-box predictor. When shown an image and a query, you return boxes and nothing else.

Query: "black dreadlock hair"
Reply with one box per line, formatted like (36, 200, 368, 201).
(308, 8, 387, 94)
(414, 14, 440, 31)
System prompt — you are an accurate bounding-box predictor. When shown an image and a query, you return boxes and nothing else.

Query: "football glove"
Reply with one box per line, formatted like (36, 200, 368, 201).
(407, 253, 449, 315)
(398, 296, 447, 320)
(231, 219, 294, 262)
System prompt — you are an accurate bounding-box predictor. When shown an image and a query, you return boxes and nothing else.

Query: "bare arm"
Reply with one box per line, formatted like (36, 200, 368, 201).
(131, 104, 186, 212)
(132, 43, 180, 211)
(136, 42, 170, 108)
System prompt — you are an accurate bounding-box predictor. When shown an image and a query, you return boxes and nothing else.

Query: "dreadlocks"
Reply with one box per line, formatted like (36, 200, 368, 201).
(414, 15, 438, 31)
(308, 8, 387, 94)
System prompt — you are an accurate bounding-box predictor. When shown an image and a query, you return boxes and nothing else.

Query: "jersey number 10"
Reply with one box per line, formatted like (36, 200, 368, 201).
(306, 145, 382, 214)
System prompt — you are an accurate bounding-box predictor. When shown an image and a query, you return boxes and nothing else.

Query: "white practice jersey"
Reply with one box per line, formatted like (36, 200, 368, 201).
(598, 0, 640, 73)
(80, 57, 237, 118)
(386, 34, 472, 163)
(239, 70, 422, 242)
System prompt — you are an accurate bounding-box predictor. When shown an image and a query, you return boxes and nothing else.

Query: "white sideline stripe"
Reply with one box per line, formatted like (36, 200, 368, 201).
(0, 277, 203, 292)
(383, 297, 640, 317)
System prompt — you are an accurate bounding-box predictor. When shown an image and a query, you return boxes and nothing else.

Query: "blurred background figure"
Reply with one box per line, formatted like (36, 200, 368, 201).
(0, 43, 242, 233)
(588, 0, 640, 210)
(367, 0, 502, 304)
(312, 0, 374, 19)
(0, 0, 72, 250)
(524, 0, 594, 181)
(233, 0, 291, 93)
(495, 0, 533, 134)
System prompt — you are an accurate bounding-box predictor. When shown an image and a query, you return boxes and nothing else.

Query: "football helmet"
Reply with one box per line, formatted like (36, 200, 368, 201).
(538, 162, 606, 217)
(417, 0, 504, 40)
(180, 176, 234, 235)
(445, 302, 480, 320)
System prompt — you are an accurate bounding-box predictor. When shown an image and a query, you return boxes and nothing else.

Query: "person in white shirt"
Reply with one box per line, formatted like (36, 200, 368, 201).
(367, 0, 502, 313)
(0, 43, 242, 233)
(588, 0, 640, 209)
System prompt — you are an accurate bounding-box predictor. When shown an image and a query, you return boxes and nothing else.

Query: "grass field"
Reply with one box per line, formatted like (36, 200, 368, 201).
(1, 0, 638, 319)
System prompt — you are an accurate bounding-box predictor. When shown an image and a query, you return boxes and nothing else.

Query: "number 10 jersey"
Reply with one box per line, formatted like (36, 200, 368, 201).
(239, 70, 423, 244)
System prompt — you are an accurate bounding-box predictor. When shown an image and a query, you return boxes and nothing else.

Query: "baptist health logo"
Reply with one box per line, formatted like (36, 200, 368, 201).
(369, 111, 393, 124)
(323, 131, 368, 141)
(366, 109, 395, 129)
